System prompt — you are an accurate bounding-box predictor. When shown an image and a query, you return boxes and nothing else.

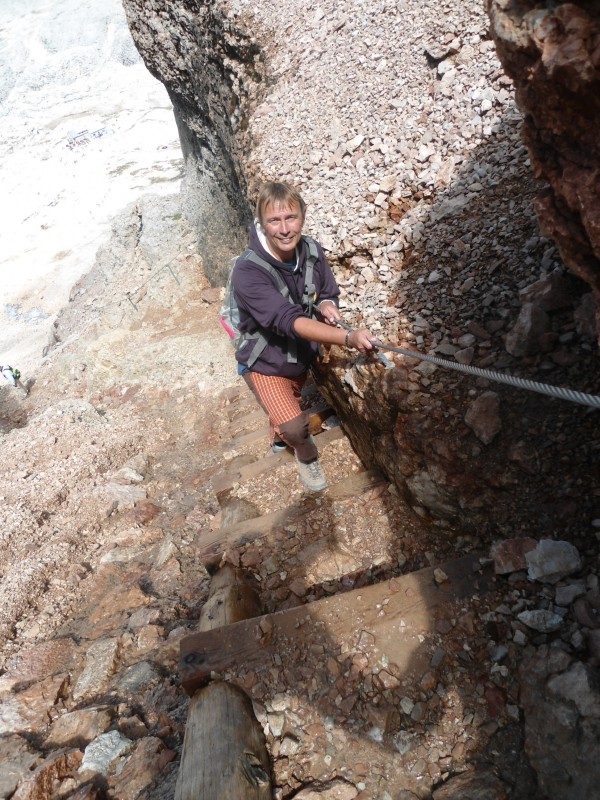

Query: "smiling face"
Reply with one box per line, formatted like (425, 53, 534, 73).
(261, 201, 305, 262)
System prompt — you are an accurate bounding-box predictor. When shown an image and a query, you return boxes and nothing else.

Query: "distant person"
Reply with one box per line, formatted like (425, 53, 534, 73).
(0, 365, 28, 395)
(232, 181, 374, 492)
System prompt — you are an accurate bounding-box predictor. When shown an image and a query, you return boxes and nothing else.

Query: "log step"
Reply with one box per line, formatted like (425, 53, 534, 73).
(180, 554, 495, 694)
(229, 408, 266, 436)
(225, 394, 257, 421)
(227, 408, 336, 450)
(212, 426, 344, 498)
(197, 469, 387, 566)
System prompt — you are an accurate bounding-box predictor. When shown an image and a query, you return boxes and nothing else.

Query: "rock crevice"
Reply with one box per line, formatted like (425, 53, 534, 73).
(123, 0, 265, 284)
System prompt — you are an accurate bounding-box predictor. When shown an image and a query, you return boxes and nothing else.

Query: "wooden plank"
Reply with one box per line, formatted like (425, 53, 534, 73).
(180, 554, 494, 694)
(199, 565, 262, 630)
(212, 426, 344, 497)
(197, 470, 387, 565)
(228, 408, 336, 450)
(227, 424, 270, 450)
(225, 395, 257, 421)
(229, 408, 266, 435)
(174, 683, 271, 800)
(175, 527, 271, 798)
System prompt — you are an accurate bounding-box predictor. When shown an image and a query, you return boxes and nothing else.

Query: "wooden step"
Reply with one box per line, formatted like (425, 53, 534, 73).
(229, 408, 266, 436)
(226, 394, 257, 421)
(228, 408, 336, 450)
(197, 469, 387, 566)
(180, 554, 495, 694)
(212, 426, 344, 498)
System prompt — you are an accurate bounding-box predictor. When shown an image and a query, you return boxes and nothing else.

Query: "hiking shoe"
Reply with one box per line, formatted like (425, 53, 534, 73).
(321, 414, 341, 431)
(271, 438, 288, 453)
(295, 455, 327, 492)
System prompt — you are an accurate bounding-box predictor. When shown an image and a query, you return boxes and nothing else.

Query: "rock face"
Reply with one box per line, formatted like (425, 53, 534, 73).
(121, 0, 599, 545)
(487, 1, 600, 343)
(122, 0, 259, 284)
(519, 650, 600, 800)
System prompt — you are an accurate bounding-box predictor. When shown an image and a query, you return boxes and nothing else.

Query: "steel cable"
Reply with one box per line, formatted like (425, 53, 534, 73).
(337, 323, 600, 410)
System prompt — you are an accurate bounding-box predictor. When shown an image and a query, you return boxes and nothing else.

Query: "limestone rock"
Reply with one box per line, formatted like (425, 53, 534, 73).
(526, 539, 582, 584)
(504, 303, 549, 357)
(520, 650, 600, 800)
(293, 779, 358, 799)
(464, 391, 501, 445)
(432, 769, 508, 799)
(122, 0, 253, 285)
(80, 731, 132, 776)
(547, 661, 600, 717)
(0, 734, 40, 799)
(517, 609, 564, 633)
(73, 638, 120, 702)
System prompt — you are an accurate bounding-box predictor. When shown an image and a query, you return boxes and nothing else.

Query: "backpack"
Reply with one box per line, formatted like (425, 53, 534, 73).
(219, 236, 319, 369)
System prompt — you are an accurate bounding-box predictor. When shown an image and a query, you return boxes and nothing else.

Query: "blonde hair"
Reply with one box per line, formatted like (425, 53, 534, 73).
(255, 182, 306, 225)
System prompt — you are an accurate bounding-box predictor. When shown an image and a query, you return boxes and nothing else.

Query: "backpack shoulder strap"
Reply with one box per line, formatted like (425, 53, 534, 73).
(235, 249, 294, 367)
(244, 250, 290, 296)
(300, 236, 319, 318)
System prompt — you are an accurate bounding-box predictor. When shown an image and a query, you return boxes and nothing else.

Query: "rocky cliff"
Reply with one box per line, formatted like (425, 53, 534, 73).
(122, 0, 599, 544)
(487, 0, 600, 341)
(123, 0, 261, 284)
(2, 2, 600, 799)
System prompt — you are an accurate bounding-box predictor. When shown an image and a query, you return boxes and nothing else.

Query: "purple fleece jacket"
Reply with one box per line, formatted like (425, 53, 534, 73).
(231, 225, 340, 377)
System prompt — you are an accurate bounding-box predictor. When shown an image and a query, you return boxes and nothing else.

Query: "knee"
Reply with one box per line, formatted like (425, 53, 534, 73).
(278, 412, 310, 449)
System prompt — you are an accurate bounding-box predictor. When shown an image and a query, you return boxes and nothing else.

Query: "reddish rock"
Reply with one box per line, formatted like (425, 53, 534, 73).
(464, 391, 501, 445)
(0, 674, 69, 737)
(488, 1, 600, 343)
(109, 737, 176, 800)
(490, 538, 537, 574)
(485, 685, 506, 718)
(12, 749, 83, 800)
(4, 639, 78, 683)
(44, 707, 113, 749)
(128, 501, 162, 524)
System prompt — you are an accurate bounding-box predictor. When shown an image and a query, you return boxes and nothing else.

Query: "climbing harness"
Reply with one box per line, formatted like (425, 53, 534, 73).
(338, 324, 600, 410)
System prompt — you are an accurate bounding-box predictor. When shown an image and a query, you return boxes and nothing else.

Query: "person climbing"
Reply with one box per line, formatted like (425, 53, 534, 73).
(232, 181, 374, 492)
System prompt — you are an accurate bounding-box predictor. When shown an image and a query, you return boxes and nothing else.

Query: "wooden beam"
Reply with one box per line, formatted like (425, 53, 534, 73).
(229, 408, 266, 435)
(226, 395, 257, 421)
(176, 513, 272, 797)
(174, 682, 271, 800)
(180, 554, 494, 694)
(212, 426, 344, 498)
(197, 470, 387, 566)
(199, 565, 262, 630)
(227, 408, 336, 450)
